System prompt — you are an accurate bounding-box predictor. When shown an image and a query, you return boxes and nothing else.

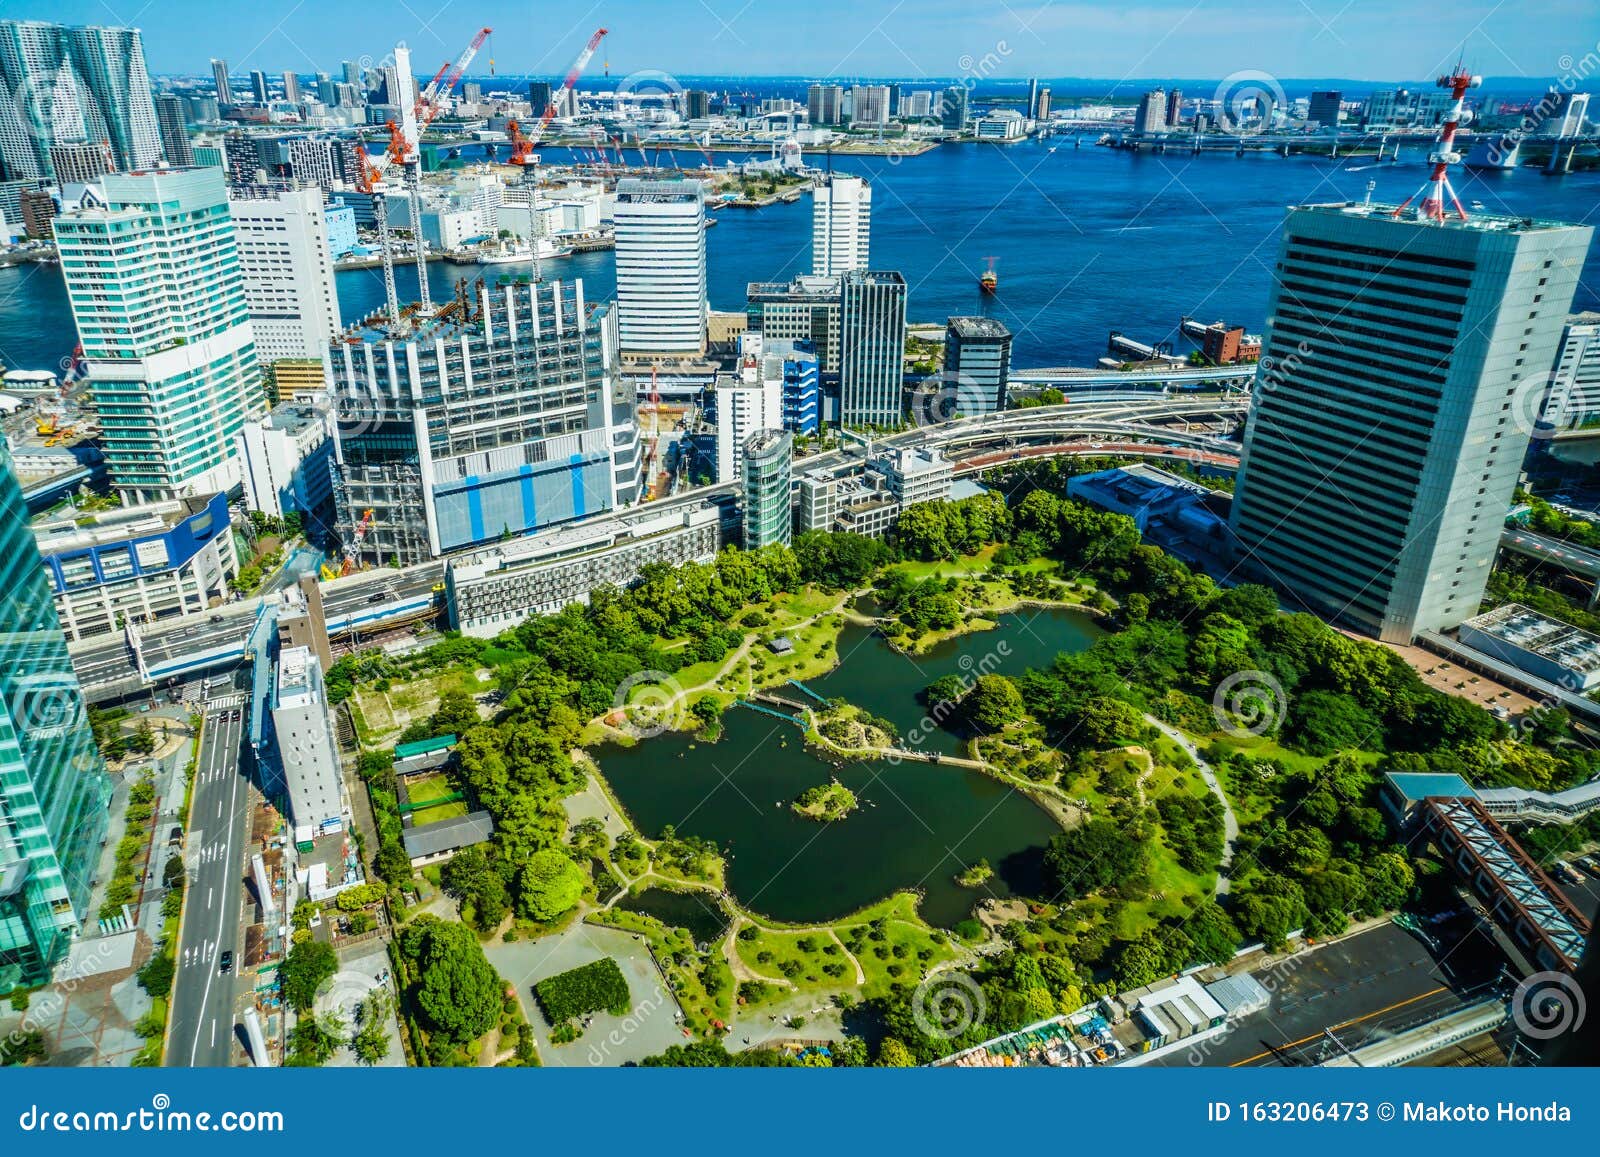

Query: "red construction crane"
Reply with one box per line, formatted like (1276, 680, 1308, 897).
(506, 119, 536, 165)
(416, 26, 491, 133)
(528, 27, 607, 147)
(341, 509, 375, 576)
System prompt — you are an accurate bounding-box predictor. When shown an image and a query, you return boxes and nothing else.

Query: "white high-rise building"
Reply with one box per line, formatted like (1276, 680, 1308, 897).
(849, 84, 891, 126)
(54, 167, 263, 502)
(271, 646, 346, 843)
(812, 174, 871, 277)
(229, 187, 342, 366)
(1540, 313, 1600, 429)
(715, 339, 784, 484)
(1230, 201, 1593, 643)
(614, 178, 707, 357)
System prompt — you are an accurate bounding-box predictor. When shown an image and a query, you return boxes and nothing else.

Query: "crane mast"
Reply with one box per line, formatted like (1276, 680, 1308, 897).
(405, 27, 493, 312)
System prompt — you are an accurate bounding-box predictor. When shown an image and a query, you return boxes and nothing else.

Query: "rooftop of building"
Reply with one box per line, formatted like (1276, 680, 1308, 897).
(402, 811, 495, 859)
(747, 274, 841, 299)
(842, 269, 907, 287)
(1384, 771, 1478, 806)
(33, 492, 221, 552)
(744, 428, 792, 459)
(1460, 603, 1600, 675)
(275, 644, 317, 701)
(615, 177, 705, 202)
(263, 400, 330, 434)
(947, 316, 1012, 340)
(1295, 199, 1591, 235)
(873, 445, 951, 476)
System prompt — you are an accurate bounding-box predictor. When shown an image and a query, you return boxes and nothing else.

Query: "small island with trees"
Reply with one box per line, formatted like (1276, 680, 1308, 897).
(954, 859, 993, 887)
(791, 780, 858, 822)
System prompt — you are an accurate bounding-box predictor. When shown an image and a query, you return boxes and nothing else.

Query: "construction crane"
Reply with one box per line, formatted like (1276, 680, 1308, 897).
(353, 124, 404, 326)
(526, 27, 608, 148)
(341, 509, 375, 576)
(505, 119, 536, 165)
(404, 27, 492, 312)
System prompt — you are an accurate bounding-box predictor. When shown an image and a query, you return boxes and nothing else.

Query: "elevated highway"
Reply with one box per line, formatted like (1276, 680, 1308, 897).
(70, 394, 1246, 701)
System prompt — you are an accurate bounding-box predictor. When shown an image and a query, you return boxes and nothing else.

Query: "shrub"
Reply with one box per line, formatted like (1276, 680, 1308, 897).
(532, 957, 631, 1025)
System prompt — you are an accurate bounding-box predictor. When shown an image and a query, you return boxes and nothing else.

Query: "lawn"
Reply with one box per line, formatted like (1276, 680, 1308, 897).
(405, 771, 469, 823)
(732, 892, 961, 1005)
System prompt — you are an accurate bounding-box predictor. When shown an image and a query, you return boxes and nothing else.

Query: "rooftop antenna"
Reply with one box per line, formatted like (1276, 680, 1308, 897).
(1391, 60, 1479, 223)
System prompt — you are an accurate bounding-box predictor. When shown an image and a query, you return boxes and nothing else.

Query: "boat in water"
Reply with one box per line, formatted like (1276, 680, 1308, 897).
(980, 255, 998, 293)
(476, 236, 574, 265)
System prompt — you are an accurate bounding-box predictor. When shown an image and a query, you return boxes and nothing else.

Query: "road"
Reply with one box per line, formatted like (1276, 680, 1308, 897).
(166, 699, 251, 1068)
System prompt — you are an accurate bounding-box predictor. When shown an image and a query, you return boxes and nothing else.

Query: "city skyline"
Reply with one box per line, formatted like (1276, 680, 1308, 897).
(22, 0, 1600, 84)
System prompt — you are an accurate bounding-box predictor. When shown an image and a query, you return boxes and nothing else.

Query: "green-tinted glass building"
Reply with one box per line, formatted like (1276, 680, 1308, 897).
(742, 428, 793, 549)
(0, 437, 112, 993)
(54, 167, 262, 503)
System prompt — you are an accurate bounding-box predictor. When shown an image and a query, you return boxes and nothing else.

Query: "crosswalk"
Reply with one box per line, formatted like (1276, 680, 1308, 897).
(205, 695, 245, 712)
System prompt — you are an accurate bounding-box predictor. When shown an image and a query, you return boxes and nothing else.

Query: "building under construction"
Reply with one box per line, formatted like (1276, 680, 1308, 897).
(330, 277, 639, 567)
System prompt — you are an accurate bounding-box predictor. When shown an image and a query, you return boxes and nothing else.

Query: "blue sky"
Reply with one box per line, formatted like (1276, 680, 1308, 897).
(26, 0, 1600, 82)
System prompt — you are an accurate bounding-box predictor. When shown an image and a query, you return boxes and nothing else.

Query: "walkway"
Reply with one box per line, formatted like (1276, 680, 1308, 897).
(1143, 715, 1239, 895)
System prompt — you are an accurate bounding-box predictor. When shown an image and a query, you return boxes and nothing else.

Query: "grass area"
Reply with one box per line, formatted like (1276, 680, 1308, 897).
(731, 892, 961, 1006)
(351, 667, 492, 747)
(588, 906, 735, 1037)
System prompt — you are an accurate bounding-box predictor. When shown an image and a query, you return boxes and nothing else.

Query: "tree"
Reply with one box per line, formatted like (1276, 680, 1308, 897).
(876, 1037, 916, 1067)
(286, 1011, 344, 1066)
(965, 674, 1025, 733)
(352, 991, 392, 1065)
(279, 939, 339, 1012)
(1286, 690, 1382, 756)
(925, 675, 967, 716)
(413, 920, 502, 1043)
(518, 849, 586, 922)
(1044, 820, 1147, 899)
(137, 951, 175, 999)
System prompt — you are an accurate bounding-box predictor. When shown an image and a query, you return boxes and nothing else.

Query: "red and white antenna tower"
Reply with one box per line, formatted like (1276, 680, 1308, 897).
(1392, 63, 1480, 223)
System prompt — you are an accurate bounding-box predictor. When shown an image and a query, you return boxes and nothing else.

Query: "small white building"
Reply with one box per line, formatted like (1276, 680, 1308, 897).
(272, 645, 347, 844)
(236, 401, 334, 518)
(714, 338, 784, 485)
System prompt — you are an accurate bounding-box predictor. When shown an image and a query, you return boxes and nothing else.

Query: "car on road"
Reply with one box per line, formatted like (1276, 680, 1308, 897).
(230, 709, 240, 722)
(218, 950, 233, 975)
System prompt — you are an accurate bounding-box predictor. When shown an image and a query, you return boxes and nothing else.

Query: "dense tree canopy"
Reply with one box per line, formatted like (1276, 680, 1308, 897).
(403, 918, 503, 1043)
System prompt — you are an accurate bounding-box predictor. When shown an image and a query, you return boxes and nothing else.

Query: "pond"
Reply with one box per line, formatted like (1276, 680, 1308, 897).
(595, 607, 1103, 928)
(614, 887, 730, 945)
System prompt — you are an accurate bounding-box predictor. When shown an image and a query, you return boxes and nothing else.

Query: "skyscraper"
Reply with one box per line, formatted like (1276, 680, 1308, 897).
(1027, 78, 1040, 119)
(54, 167, 263, 502)
(314, 72, 335, 105)
(940, 85, 968, 131)
(1229, 201, 1593, 643)
(742, 429, 793, 549)
(812, 174, 871, 277)
(211, 57, 232, 105)
(839, 270, 907, 428)
(528, 81, 553, 118)
(715, 354, 783, 485)
(684, 89, 710, 120)
(944, 316, 1013, 415)
(0, 437, 112, 994)
(849, 84, 891, 126)
(341, 59, 361, 90)
(229, 187, 342, 364)
(1307, 90, 1343, 129)
(0, 20, 161, 180)
(250, 69, 269, 105)
(1538, 312, 1600, 429)
(807, 83, 843, 126)
(282, 71, 301, 104)
(153, 92, 192, 165)
(613, 178, 707, 358)
(1165, 88, 1183, 126)
(1135, 88, 1168, 133)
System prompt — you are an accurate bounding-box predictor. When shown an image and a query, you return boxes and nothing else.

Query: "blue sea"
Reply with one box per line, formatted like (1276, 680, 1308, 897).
(1, 137, 1596, 374)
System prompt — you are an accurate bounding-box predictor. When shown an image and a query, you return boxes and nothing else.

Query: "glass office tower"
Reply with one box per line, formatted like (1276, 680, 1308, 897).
(0, 437, 112, 993)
